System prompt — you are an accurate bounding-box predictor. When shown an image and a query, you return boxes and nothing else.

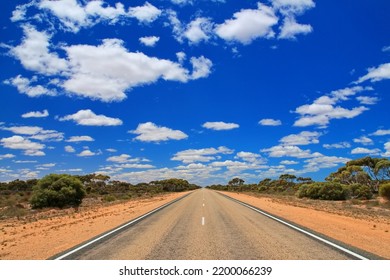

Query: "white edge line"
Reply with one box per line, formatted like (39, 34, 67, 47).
(232, 198, 369, 260)
(54, 196, 187, 260)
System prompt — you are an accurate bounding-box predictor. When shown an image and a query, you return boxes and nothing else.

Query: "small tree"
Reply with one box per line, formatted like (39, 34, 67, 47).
(30, 174, 86, 209)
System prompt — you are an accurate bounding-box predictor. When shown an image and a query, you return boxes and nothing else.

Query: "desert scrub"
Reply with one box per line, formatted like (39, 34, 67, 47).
(296, 182, 348, 200)
(379, 183, 390, 200)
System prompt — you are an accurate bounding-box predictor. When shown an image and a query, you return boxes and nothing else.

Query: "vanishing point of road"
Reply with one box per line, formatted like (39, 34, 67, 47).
(56, 189, 361, 260)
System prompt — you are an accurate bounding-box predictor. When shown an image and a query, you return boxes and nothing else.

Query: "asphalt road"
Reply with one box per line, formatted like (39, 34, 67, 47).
(64, 189, 353, 260)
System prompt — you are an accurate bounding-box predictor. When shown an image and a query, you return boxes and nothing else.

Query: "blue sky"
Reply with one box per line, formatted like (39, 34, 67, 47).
(0, 0, 389, 186)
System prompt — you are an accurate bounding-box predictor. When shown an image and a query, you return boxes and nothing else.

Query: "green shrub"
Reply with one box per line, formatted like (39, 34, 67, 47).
(30, 174, 86, 209)
(379, 183, 390, 200)
(296, 182, 348, 200)
(318, 182, 346, 200)
(103, 194, 116, 202)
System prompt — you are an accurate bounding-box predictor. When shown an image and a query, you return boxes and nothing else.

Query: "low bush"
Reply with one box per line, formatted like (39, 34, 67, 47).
(30, 174, 86, 209)
(379, 183, 390, 200)
(296, 182, 348, 200)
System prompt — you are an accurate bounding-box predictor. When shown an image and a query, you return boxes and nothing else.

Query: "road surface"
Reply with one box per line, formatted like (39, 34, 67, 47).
(60, 189, 355, 260)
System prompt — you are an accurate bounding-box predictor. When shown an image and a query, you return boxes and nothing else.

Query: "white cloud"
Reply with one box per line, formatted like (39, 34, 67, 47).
(272, 0, 315, 15)
(323, 142, 351, 149)
(383, 142, 390, 157)
(371, 129, 390, 136)
(279, 131, 321, 145)
(235, 151, 266, 164)
(293, 86, 371, 127)
(202, 121, 239, 131)
(5, 75, 55, 97)
(77, 149, 97, 157)
(39, 0, 127, 32)
(0, 154, 15, 160)
(278, 16, 312, 39)
(351, 147, 381, 155)
(261, 145, 313, 158)
(215, 3, 278, 44)
(65, 145, 75, 153)
(2, 126, 43, 135)
(190, 56, 213, 79)
(176, 52, 186, 63)
(172, 146, 234, 163)
(107, 154, 132, 163)
(353, 136, 373, 146)
(11, 2, 33, 22)
(356, 96, 379, 105)
(1, 135, 45, 156)
(303, 155, 350, 172)
(280, 160, 298, 165)
(139, 36, 160, 47)
(259, 118, 282, 126)
(10, 25, 68, 75)
(130, 122, 188, 142)
(184, 17, 213, 44)
(119, 163, 155, 169)
(62, 39, 208, 102)
(355, 63, 390, 84)
(66, 136, 94, 142)
(128, 2, 161, 23)
(1, 125, 63, 142)
(21, 109, 49, 118)
(59, 109, 123, 126)
(383, 46, 390, 52)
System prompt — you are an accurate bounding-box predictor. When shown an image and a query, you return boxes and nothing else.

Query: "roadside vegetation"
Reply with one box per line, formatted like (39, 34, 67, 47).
(0, 174, 199, 219)
(207, 156, 390, 203)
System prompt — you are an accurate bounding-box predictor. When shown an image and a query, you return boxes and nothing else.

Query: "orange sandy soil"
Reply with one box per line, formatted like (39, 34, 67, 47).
(0, 192, 191, 260)
(220, 191, 390, 259)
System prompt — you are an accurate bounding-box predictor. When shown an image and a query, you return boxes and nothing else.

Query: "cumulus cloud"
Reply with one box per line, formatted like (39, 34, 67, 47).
(1, 126, 64, 142)
(128, 2, 162, 23)
(261, 145, 313, 158)
(65, 145, 75, 153)
(172, 146, 234, 163)
(235, 151, 266, 164)
(0, 154, 15, 160)
(259, 118, 282, 126)
(21, 109, 49, 118)
(130, 122, 188, 142)
(356, 96, 379, 105)
(353, 136, 373, 146)
(190, 56, 213, 79)
(107, 154, 132, 163)
(351, 147, 381, 155)
(383, 142, 390, 157)
(278, 16, 312, 39)
(293, 86, 371, 127)
(10, 25, 68, 75)
(303, 155, 350, 172)
(77, 149, 97, 157)
(215, 3, 278, 44)
(59, 109, 123, 126)
(184, 17, 214, 44)
(279, 131, 321, 146)
(39, 0, 127, 32)
(139, 36, 160, 47)
(66, 136, 94, 142)
(355, 63, 390, 84)
(1, 135, 45, 156)
(323, 142, 351, 149)
(371, 129, 390, 136)
(5, 75, 56, 97)
(202, 121, 239, 131)
(272, 0, 315, 15)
